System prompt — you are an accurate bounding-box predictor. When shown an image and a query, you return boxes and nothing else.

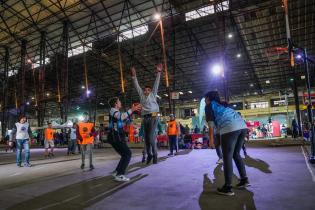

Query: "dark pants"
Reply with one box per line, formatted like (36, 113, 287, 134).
(214, 134, 223, 159)
(168, 135, 178, 154)
(143, 116, 158, 158)
(109, 131, 132, 175)
(221, 129, 248, 187)
(68, 139, 77, 154)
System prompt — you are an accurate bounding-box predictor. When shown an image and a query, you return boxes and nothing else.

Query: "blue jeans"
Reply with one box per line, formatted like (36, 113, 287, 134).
(168, 135, 178, 154)
(16, 139, 30, 165)
(221, 129, 248, 187)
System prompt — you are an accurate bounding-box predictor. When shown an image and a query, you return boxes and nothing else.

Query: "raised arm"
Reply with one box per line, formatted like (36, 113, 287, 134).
(131, 67, 143, 97)
(152, 63, 162, 96)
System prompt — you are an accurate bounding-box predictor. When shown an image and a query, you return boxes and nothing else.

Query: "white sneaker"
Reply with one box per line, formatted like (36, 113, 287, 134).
(115, 175, 130, 182)
(216, 158, 223, 164)
(110, 171, 117, 177)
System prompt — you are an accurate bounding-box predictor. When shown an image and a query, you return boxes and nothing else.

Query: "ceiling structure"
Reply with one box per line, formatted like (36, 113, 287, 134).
(0, 0, 314, 117)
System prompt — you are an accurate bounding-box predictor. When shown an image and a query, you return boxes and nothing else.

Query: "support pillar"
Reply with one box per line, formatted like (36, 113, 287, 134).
(20, 39, 27, 115)
(1, 47, 9, 137)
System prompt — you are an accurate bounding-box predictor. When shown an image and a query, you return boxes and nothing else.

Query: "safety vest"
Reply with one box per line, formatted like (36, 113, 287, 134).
(167, 120, 178, 136)
(78, 122, 94, 144)
(45, 128, 54, 141)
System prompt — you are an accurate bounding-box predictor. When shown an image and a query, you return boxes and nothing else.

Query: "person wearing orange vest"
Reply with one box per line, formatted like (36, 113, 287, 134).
(76, 112, 97, 170)
(44, 122, 55, 158)
(167, 114, 180, 156)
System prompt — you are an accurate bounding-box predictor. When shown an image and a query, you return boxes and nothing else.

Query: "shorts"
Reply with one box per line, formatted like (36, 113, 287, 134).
(45, 140, 55, 149)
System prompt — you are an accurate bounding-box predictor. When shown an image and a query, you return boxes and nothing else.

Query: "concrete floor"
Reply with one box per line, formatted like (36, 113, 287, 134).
(0, 146, 314, 210)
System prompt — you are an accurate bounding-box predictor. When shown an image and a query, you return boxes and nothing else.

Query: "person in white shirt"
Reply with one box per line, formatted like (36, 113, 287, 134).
(10, 115, 33, 167)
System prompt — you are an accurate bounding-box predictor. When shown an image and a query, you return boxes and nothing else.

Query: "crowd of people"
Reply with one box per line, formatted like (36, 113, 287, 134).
(4, 63, 254, 196)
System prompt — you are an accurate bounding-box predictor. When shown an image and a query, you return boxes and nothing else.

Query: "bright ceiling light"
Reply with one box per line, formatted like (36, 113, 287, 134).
(86, 90, 91, 95)
(99, 102, 104, 105)
(296, 54, 302, 59)
(179, 92, 183, 95)
(81, 85, 85, 89)
(188, 91, 192, 94)
(153, 13, 161, 20)
(211, 64, 223, 75)
(266, 80, 270, 84)
(301, 75, 305, 80)
(164, 94, 168, 97)
(254, 92, 258, 95)
(46, 93, 50, 96)
(236, 53, 241, 58)
(228, 33, 233, 39)
(250, 83, 254, 87)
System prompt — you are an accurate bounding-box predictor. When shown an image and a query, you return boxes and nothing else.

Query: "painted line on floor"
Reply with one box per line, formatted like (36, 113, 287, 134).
(128, 167, 141, 172)
(35, 194, 81, 210)
(90, 183, 104, 189)
(9, 172, 22, 177)
(301, 146, 315, 183)
(84, 174, 148, 204)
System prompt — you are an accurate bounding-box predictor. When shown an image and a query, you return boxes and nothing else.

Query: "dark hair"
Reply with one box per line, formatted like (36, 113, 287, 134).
(205, 91, 221, 103)
(83, 112, 89, 116)
(18, 115, 27, 121)
(144, 86, 151, 90)
(108, 97, 119, 108)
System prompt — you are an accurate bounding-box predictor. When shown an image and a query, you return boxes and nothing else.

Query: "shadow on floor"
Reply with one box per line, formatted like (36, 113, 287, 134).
(243, 155, 272, 174)
(199, 164, 257, 210)
(7, 157, 169, 210)
(175, 149, 193, 156)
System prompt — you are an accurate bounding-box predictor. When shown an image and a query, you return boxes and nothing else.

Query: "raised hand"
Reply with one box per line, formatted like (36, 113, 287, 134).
(156, 63, 163, 73)
(130, 67, 136, 77)
(132, 103, 142, 112)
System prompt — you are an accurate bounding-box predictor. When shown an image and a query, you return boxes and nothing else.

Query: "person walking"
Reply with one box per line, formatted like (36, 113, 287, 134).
(167, 114, 180, 156)
(108, 97, 141, 182)
(77, 112, 97, 170)
(205, 91, 250, 196)
(131, 63, 162, 164)
(68, 123, 77, 155)
(9, 115, 33, 167)
(44, 122, 55, 158)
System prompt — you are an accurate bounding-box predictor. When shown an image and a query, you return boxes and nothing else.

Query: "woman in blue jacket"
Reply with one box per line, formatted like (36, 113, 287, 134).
(205, 91, 250, 196)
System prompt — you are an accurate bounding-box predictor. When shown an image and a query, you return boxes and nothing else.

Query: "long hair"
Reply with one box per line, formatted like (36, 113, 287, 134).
(204, 91, 228, 107)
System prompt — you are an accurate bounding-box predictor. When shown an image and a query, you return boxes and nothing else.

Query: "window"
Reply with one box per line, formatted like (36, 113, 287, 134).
(118, 24, 149, 42)
(33, 58, 50, 68)
(68, 42, 92, 57)
(250, 102, 269, 109)
(8, 69, 18, 77)
(185, 5, 215, 21)
(185, 1, 229, 21)
(216, 0, 229, 12)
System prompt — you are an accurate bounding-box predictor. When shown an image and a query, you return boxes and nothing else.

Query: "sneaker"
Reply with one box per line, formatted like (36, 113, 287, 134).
(216, 158, 223, 164)
(24, 163, 32, 167)
(235, 178, 251, 189)
(115, 175, 130, 182)
(80, 164, 85, 169)
(111, 171, 117, 177)
(168, 153, 174, 156)
(217, 186, 234, 196)
(153, 156, 158, 164)
(146, 155, 153, 164)
(17, 163, 22, 167)
(90, 165, 95, 170)
(141, 156, 146, 163)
